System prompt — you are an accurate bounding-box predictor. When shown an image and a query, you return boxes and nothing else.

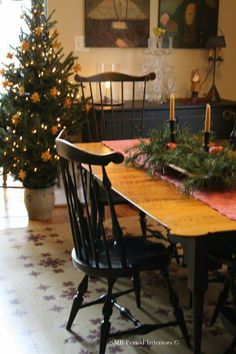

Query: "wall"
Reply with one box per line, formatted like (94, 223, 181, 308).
(217, 0, 236, 101)
(47, 0, 236, 100)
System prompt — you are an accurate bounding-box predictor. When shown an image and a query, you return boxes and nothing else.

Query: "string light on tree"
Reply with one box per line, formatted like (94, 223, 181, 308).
(0, 0, 83, 189)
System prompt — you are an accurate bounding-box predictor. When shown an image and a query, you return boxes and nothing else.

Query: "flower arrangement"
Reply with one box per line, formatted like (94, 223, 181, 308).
(0, 0, 83, 189)
(153, 27, 166, 38)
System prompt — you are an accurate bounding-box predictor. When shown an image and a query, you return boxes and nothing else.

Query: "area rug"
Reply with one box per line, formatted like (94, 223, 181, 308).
(0, 217, 232, 354)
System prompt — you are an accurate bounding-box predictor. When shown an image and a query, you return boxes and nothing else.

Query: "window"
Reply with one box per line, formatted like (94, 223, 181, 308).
(0, 0, 32, 91)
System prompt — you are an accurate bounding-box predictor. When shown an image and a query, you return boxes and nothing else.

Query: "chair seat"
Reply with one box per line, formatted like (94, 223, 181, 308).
(125, 237, 170, 269)
(208, 238, 236, 264)
(72, 237, 170, 273)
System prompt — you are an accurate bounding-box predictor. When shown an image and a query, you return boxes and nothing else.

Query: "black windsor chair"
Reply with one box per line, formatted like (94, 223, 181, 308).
(209, 249, 236, 354)
(75, 71, 156, 142)
(74, 71, 180, 259)
(56, 129, 191, 354)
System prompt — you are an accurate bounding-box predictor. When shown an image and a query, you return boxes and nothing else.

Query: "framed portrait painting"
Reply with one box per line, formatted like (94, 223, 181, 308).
(158, 0, 219, 48)
(85, 0, 150, 48)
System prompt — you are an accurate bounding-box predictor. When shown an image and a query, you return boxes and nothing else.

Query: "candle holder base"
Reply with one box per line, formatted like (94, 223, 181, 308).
(169, 119, 177, 143)
(230, 119, 236, 151)
(203, 131, 211, 153)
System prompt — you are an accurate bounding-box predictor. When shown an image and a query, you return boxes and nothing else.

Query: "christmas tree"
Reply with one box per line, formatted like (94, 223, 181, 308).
(0, 0, 83, 189)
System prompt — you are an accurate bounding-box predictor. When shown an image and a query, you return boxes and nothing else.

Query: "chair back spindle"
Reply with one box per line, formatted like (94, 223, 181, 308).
(75, 71, 156, 141)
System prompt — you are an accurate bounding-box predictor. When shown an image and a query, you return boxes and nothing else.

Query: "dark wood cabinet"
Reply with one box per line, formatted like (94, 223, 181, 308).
(83, 98, 236, 141)
(143, 99, 236, 139)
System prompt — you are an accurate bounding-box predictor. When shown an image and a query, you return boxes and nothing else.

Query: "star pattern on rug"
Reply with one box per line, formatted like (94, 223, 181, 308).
(0, 218, 232, 354)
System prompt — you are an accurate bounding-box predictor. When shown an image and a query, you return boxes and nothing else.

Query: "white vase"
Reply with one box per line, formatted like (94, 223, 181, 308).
(24, 186, 55, 221)
(157, 37, 163, 49)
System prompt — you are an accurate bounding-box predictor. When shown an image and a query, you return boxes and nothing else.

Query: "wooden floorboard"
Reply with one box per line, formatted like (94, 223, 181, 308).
(1, 174, 136, 230)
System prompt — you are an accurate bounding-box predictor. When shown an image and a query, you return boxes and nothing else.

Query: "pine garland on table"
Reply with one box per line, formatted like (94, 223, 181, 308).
(125, 128, 236, 192)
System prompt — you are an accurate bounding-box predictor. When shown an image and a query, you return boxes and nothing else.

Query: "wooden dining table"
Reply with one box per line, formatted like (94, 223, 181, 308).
(75, 140, 236, 354)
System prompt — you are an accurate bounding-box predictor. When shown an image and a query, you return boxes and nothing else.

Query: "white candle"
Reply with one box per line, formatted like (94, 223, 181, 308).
(170, 94, 175, 120)
(105, 81, 110, 98)
(204, 104, 211, 133)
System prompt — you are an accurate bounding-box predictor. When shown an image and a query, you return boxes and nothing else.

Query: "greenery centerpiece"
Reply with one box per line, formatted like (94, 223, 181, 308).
(126, 127, 236, 192)
(0, 0, 83, 190)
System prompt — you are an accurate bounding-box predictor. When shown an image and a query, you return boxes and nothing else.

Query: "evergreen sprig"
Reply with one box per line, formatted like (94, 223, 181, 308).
(126, 128, 236, 192)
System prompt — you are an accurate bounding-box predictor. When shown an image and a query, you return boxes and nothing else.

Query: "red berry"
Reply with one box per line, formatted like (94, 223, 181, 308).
(209, 145, 224, 154)
(166, 142, 177, 150)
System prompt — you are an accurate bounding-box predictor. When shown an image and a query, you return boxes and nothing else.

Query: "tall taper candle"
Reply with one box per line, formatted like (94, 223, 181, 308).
(204, 103, 211, 132)
(105, 81, 110, 98)
(170, 94, 175, 121)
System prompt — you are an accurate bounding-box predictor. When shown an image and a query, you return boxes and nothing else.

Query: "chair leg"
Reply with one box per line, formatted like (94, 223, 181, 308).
(161, 269, 192, 349)
(99, 278, 116, 354)
(132, 270, 141, 308)
(99, 203, 105, 221)
(211, 276, 230, 326)
(139, 211, 181, 265)
(170, 243, 181, 265)
(66, 274, 88, 330)
(224, 335, 236, 354)
(189, 291, 193, 309)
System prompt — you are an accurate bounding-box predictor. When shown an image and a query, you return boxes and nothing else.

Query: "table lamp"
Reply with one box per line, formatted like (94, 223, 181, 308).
(206, 34, 226, 102)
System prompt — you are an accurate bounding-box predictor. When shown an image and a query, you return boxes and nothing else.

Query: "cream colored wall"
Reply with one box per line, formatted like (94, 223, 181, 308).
(48, 0, 236, 100)
(217, 0, 236, 101)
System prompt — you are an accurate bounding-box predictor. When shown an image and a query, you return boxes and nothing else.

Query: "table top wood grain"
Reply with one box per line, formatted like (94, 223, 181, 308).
(75, 142, 236, 238)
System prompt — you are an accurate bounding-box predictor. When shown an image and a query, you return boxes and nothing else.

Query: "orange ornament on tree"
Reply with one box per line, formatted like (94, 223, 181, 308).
(31, 92, 40, 103)
(35, 27, 42, 36)
(73, 63, 81, 73)
(6, 52, 13, 59)
(18, 86, 25, 96)
(53, 40, 61, 49)
(51, 29, 59, 37)
(41, 151, 52, 162)
(12, 113, 21, 125)
(64, 98, 72, 108)
(21, 40, 30, 52)
(2, 80, 13, 88)
(18, 169, 26, 181)
(50, 87, 59, 97)
(51, 125, 59, 135)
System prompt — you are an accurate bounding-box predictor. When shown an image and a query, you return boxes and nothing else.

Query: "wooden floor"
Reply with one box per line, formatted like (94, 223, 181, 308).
(0, 176, 136, 230)
(0, 185, 69, 230)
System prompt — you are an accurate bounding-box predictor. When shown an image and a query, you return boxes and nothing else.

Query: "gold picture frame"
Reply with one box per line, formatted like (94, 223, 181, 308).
(85, 0, 150, 48)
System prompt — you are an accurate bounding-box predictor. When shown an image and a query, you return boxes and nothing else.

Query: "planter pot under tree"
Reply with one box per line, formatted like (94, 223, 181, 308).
(24, 186, 55, 221)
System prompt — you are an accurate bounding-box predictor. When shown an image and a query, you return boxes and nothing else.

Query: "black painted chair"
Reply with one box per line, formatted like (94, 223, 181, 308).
(212, 258, 236, 354)
(56, 130, 191, 354)
(74, 71, 177, 251)
(75, 71, 156, 142)
(206, 239, 236, 353)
